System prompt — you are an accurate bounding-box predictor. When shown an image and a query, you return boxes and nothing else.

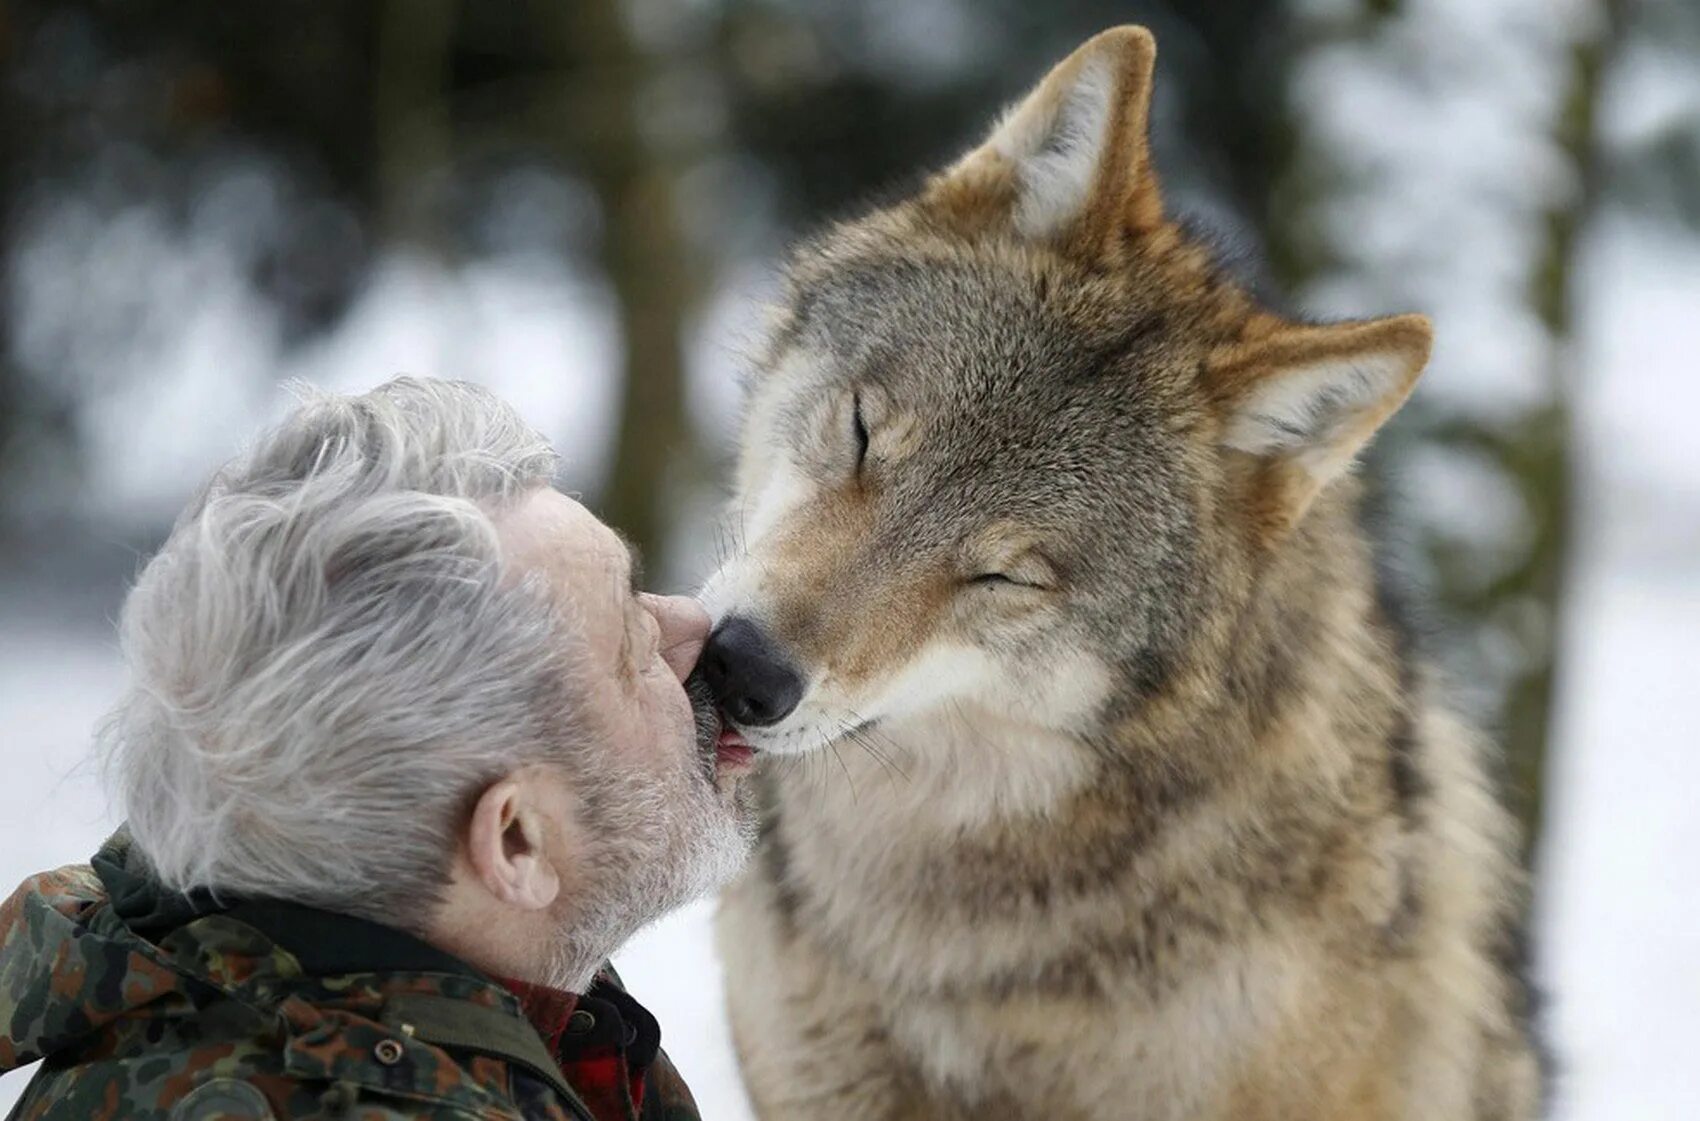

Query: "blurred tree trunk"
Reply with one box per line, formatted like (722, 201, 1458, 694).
(1495, 0, 1624, 859)
(1169, 4, 1299, 275)
(0, 6, 68, 529)
(0, 6, 22, 513)
(544, 1, 701, 564)
(1430, 1, 1622, 860)
(375, 0, 456, 254)
(1273, 0, 1623, 864)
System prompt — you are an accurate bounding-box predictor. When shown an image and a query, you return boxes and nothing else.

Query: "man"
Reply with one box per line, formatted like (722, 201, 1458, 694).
(0, 377, 758, 1120)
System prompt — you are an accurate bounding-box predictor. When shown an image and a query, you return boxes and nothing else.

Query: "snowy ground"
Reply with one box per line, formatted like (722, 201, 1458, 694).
(2, 222, 1697, 1121)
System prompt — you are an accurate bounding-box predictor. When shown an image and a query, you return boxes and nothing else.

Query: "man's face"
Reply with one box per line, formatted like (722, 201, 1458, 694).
(497, 488, 756, 971)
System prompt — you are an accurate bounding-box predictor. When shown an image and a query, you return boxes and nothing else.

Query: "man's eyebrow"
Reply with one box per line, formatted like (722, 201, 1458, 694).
(608, 532, 645, 679)
(612, 531, 645, 598)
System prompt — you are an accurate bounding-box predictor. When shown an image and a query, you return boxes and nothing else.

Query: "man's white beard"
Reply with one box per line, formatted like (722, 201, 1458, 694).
(542, 743, 753, 993)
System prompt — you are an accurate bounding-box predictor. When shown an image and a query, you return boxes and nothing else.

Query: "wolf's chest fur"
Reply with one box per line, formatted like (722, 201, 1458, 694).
(749, 715, 1324, 1118)
(723, 664, 1530, 1120)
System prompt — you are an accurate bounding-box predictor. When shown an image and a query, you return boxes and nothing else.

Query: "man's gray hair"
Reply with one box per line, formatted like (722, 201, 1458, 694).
(99, 376, 576, 930)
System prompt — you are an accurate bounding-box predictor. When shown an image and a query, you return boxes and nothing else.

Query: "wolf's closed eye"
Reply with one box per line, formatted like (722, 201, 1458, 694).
(966, 552, 1057, 591)
(851, 392, 871, 475)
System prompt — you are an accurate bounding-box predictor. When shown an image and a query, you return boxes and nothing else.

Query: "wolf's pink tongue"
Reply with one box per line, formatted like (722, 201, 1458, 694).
(716, 727, 757, 768)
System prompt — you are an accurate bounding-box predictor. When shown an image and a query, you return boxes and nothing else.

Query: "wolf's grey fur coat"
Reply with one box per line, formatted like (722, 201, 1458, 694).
(703, 26, 1544, 1121)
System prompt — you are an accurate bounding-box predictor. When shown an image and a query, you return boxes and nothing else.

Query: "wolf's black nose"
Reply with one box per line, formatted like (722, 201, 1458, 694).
(699, 616, 804, 728)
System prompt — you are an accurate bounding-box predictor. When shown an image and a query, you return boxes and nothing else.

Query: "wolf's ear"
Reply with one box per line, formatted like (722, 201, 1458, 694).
(928, 26, 1161, 246)
(1214, 314, 1433, 533)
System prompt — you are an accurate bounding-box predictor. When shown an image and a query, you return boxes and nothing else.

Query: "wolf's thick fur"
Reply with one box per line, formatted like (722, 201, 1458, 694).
(704, 27, 1543, 1121)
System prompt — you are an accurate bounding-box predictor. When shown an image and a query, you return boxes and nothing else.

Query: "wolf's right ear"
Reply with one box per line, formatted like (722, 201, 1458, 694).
(1213, 313, 1433, 539)
(925, 26, 1162, 249)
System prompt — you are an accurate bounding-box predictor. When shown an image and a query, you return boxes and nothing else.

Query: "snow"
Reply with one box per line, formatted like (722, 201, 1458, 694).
(1535, 217, 1700, 1121)
(618, 904, 756, 1121)
(8, 199, 625, 528)
(1541, 565, 1700, 1121)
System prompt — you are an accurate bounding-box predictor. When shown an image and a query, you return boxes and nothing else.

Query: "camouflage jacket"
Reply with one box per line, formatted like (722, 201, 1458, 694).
(0, 834, 702, 1121)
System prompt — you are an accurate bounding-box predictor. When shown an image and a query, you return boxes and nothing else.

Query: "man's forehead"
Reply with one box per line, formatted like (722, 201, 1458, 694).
(497, 489, 632, 594)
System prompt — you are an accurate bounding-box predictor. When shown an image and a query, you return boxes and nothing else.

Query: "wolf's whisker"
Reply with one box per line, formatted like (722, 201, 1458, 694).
(825, 738, 857, 805)
(854, 721, 910, 766)
(840, 712, 910, 784)
(838, 722, 899, 784)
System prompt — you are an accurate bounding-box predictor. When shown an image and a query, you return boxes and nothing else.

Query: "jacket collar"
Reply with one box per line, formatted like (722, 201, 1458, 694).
(90, 827, 221, 937)
(92, 827, 477, 983)
(219, 898, 478, 978)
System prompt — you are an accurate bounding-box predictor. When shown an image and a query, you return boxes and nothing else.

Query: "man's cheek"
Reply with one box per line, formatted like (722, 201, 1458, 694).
(660, 678, 705, 754)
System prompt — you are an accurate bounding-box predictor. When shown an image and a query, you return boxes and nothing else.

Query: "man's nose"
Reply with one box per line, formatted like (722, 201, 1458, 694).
(698, 616, 805, 728)
(649, 594, 711, 681)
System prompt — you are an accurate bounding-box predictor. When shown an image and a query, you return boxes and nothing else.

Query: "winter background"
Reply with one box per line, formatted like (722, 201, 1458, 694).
(2, 1, 1697, 1118)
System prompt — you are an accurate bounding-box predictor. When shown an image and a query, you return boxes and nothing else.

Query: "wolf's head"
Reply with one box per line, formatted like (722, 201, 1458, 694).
(699, 27, 1429, 763)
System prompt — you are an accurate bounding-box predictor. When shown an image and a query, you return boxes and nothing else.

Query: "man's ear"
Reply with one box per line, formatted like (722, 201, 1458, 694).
(927, 25, 1162, 248)
(466, 774, 561, 912)
(1213, 313, 1433, 536)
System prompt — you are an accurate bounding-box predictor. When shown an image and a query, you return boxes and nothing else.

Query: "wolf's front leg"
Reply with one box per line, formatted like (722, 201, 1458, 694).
(717, 863, 954, 1121)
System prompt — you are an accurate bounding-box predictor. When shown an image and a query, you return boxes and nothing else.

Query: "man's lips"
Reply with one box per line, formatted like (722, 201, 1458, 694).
(715, 726, 758, 770)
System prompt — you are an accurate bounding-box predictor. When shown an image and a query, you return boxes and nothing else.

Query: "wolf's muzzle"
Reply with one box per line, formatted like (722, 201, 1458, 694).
(699, 615, 804, 728)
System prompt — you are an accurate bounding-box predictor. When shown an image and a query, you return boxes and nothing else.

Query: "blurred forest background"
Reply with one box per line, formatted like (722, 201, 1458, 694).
(2, 2, 1697, 1119)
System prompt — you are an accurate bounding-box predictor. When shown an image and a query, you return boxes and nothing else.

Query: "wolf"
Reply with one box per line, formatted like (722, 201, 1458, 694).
(697, 25, 1544, 1121)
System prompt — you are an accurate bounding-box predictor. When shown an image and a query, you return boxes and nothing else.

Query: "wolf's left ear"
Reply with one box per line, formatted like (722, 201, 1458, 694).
(1213, 314, 1433, 532)
(928, 26, 1161, 247)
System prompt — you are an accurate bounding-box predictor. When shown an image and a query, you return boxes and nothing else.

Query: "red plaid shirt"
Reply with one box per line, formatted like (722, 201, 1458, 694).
(503, 969, 692, 1121)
